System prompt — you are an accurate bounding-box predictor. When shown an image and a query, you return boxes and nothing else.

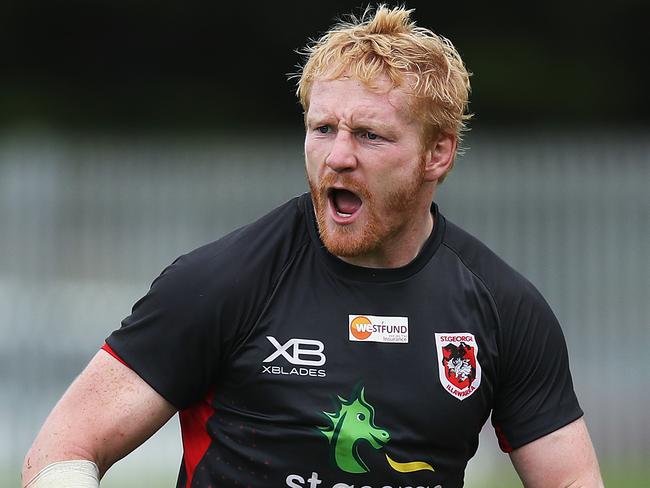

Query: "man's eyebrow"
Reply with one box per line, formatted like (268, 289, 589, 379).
(305, 110, 400, 135)
(349, 116, 398, 136)
(351, 118, 390, 130)
(305, 110, 334, 124)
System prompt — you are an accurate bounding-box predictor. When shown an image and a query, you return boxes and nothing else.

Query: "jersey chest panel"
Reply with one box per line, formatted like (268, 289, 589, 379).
(204, 249, 500, 488)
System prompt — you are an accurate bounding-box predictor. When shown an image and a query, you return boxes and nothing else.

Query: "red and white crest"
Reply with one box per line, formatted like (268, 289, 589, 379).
(434, 333, 481, 401)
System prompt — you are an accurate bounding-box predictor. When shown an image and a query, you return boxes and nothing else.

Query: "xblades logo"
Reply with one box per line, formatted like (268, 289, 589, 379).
(318, 386, 434, 474)
(264, 336, 325, 366)
(261, 336, 326, 378)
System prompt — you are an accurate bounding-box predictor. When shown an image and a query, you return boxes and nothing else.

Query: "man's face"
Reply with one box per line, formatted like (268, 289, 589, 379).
(304, 76, 431, 261)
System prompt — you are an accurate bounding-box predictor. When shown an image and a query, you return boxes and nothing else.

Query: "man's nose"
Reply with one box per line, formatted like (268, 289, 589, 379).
(325, 132, 357, 172)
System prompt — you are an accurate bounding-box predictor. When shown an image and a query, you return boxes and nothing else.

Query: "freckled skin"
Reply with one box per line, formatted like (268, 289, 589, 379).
(22, 351, 176, 483)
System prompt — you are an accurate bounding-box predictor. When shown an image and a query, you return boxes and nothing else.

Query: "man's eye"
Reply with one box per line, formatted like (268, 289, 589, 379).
(363, 131, 379, 140)
(317, 126, 330, 134)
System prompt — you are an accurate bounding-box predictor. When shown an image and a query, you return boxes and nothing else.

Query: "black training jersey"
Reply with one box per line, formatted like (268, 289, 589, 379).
(106, 193, 583, 488)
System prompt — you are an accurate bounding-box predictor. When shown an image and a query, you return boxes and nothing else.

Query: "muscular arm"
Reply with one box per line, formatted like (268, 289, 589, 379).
(509, 418, 604, 488)
(22, 349, 177, 485)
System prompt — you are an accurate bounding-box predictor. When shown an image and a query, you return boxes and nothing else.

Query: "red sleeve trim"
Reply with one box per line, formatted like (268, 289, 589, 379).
(180, 388, 217, 488)
(494, 424, 513, 453)
(101, 343, 129, 368)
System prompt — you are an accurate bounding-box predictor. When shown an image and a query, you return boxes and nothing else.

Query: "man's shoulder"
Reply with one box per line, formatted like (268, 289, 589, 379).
(156, 194, 311, 293)
(189, 194, 308, 260)
(440, 217, 538, 302)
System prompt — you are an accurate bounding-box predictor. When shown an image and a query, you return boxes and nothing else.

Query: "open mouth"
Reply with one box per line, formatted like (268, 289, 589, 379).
(328, 188, 363, 223)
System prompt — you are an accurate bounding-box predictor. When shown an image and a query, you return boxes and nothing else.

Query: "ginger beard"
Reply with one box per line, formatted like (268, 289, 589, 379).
(308, 159, 426, 259)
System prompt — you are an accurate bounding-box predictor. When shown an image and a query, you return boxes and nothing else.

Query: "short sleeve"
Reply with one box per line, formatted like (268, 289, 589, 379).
(490, 282, 584, 451)
(106, 252, 234, 410)
(104, 197, 310, 411)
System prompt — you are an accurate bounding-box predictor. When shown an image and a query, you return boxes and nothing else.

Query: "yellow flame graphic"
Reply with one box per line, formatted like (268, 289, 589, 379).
(385, 454, 435, 473)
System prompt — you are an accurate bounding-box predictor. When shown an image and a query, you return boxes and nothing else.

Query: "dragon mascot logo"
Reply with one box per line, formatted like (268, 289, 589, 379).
(318, 386, 434, 474)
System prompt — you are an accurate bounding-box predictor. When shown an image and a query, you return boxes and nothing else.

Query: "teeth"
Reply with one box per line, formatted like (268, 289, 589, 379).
(336, 211, 352, 218)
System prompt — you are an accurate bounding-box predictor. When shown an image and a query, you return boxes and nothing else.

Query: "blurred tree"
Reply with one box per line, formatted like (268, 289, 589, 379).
(0, 0, 647, 131)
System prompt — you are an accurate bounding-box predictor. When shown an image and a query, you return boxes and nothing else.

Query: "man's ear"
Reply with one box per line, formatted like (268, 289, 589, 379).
(423, 132, 457, 182)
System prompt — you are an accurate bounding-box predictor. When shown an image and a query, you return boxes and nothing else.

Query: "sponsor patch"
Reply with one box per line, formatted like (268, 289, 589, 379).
(434, 333, 481, 400)
(348, 315, 408, 343)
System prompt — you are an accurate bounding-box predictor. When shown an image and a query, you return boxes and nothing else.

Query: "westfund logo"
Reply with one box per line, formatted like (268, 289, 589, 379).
(349, 315, 408, 343)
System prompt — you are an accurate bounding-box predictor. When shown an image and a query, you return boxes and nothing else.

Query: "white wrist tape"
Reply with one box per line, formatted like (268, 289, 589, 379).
(25, 460, 99, 488)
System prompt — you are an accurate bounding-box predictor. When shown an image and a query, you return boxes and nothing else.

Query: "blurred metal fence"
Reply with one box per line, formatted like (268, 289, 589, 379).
(1, 129, 648, 486)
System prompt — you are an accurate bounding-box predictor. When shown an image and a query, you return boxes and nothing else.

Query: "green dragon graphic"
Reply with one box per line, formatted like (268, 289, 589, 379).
(318, 386, 435, 474)
(319, 387, 390, 473)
